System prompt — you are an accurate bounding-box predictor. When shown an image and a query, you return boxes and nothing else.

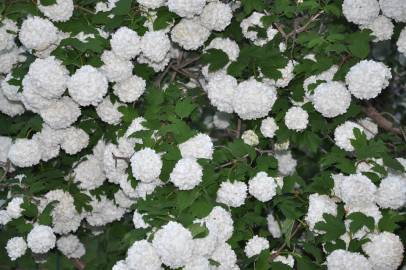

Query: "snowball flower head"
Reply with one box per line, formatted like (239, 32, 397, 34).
(141, 31, 171, 62)
(57, 235, 85, 258)
(167, 0, 206, 18)
(260, 117, 279, 138)
(361, 16, 394, 42)
(362, 232, 404, 270)
(26, 56, 69, 99)
(248, 172, 277, 202)
(132, 210, 149, 229)
(68, 65, 108, 106)
(152, 221, 194, 268)
(305, 193, 337, 231)
(6, 197, 24, 219)
(27, 225, 56, 254)
(326, 249, 372, 270)
(240, 12, 278, 46)
(113, 75, 146, 103)
(244, 236, 269, 258)
(211, 243, 237, 269)
(267, 214, 282, 238)
(334, 121, 365, 151)
(345, 60, 392, 100)
(357, 118, 378, 139)
(8, 139, 41, 167)
(96, 97, 123, 125)
(6, 237, 27, 261)
(38, 0, 74, 22)
(376, 174, 406, 209)
(342, 0, 380, 25)
(137, 0, 166, 9)
(171, 19, 210, 50)
(179, 133, 213, 159)
(203, 206, 234, 242)
(216, 180, 247, 207)
(130, 148, 162, 182)
(0, 90, 25, 117)
(264, 60, 297, 88)
(340, 173, 377, 207)
(60, 127, 89, 155)
(40, 96, 81, 129)
(397, 27, 406, 56)
(312, 82, 351, 118)
(111, 26, 141, 60)
(206, 73, 237, 113)
(100, 50, 133, 83)
(73, 156, 106, 190)
(199, 2, 233, 31)
(275, 151, 297, 176)
(242, 130, 259, 146)
(126, 240, 162, 270)
(284, 106, 309, 132)
(233, 79, 277, 120)
(184, 257, 210, 270)
(170, 158, 203, 190)
(19, 16, 58, 51)
(379, 0, 406, 22)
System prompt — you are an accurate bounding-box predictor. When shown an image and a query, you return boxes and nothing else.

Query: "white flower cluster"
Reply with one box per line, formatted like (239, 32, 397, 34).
(244, 236, 269, 258)
(397, 27, 406, 56)
(38, 0, 74, 22)
(27, 225, 56, 254)
(56, 234, 85, 258)
(345, 60, 392, 100)
(240, 12, 278, 46)
(248, 172, 277, 202)
(114, 206, 239, 269)
(284, 106, 309, 132)
(0, 20, 25, 75)
(216, 180, 247, 207)
(241, 130, 259, 146)
(305, 193, 337, 231)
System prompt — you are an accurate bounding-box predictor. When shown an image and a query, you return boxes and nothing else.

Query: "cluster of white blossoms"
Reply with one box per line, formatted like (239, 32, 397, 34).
(113, 206, 243, 270)
(244, 236, 269, 258)
(343, 0, 406, 53)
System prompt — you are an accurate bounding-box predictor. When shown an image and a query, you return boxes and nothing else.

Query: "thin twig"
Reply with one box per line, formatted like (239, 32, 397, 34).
(364, 103, 403, 139)
(75, 5, 95, 14)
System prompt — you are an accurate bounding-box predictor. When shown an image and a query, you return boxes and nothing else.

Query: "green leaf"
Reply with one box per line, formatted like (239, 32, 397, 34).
(378, 210, 406, 232)
(21, 200, 38, 218)
(314, 214, 345, 242)
(153, 7, 177, 30)
(241, 0, 265, 14)
(347, 212, 375, 234)
(40, 0, 56, 6)
(112, 0, 133, 15)
(347, 30, 371, 59)
(188, 223, 209, 239)
(201, 49, 229, 72)
(270, 262, 292, 270)
(38, 201, 57, 226)
(256, 250, 271, 270)
(176, 189, 200, 213)
(175, 98, 197, 119)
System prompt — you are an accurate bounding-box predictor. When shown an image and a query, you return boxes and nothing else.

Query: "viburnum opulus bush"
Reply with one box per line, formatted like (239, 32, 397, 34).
(1, 0, 406, 269)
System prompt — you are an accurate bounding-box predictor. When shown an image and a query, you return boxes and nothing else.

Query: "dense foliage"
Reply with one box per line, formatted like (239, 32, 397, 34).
(0, 0, 406, 269)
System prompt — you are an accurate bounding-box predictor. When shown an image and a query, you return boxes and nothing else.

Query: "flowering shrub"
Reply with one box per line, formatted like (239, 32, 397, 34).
(0, 0, 406, 269)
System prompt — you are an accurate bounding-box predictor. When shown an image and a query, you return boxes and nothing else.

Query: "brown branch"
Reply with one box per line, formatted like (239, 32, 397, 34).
(269, 223, 303, 262)
(111, 153, 130, 168)
(236, 118, 242, 138)
(364, 103, 402, 136)
(286, 11, 324, 38)
(71, 258, 85, 270)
